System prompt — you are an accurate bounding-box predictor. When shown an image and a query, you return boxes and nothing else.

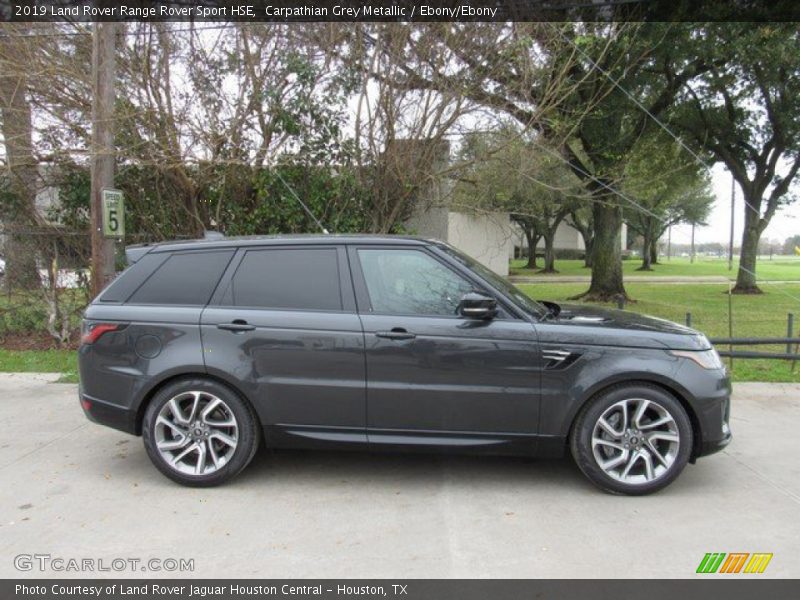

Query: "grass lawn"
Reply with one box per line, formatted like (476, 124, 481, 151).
(519, 281, 800, 383)
(511, 256, 800, 280)
(0, 349, 78, 383)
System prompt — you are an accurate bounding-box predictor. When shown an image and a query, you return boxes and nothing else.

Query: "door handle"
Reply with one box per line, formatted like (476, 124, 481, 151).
(217, 320, 255, 332)
(375, 328, 416, 340)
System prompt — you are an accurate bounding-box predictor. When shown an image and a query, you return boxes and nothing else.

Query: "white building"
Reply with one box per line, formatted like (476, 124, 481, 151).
(405, 206, 513, 276)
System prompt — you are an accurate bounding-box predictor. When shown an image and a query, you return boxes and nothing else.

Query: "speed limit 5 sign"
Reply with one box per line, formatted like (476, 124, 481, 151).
(102, 188, 125, 238)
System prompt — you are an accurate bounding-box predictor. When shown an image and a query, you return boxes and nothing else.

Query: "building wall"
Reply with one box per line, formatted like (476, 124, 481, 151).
(447, 211, 512, 276)
(404, 205, 450, 242)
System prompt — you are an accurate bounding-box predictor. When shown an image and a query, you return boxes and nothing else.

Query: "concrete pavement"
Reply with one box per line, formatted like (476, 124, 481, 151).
(0, 373, 798, 578)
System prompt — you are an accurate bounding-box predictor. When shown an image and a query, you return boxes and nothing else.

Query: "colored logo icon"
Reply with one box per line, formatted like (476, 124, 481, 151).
(697, 553, 773, 574)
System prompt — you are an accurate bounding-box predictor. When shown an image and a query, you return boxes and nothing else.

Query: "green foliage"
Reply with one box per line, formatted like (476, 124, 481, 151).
(622, 132, 715, 236)
(453, 129, 582, 227)
(0, 291, 86, 341)
(0, 298, 49, 336)
(46, 162, 375, 245)
(218, 165, 372, 236)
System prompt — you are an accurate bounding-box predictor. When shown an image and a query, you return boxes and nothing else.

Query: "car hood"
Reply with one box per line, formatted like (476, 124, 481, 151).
(535, 303, 711, 351)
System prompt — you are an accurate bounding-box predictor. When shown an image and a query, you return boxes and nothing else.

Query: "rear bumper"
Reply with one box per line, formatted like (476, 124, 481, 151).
(79, 387, 138, 435)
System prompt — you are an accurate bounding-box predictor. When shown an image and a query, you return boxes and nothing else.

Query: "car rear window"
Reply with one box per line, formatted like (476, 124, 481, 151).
(225, 247, 342, 311)
(126, 250, 234, 305)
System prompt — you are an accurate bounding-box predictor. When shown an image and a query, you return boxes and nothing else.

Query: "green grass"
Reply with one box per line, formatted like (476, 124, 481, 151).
(0, 349, 78, 383)
(511, 256, 800, 280)
(519, 281, 800, 383)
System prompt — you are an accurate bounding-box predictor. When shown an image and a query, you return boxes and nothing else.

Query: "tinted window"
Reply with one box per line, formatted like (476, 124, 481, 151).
(98, 252, 167, 302)
(228, 248, 342, 311)
(128, 250, 233, 305)
(358, 248, 473, 316)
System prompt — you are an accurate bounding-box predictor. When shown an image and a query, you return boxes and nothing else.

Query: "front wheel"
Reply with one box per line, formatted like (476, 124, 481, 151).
(570, 384, 693, 495)
(142, 378, 260, 487)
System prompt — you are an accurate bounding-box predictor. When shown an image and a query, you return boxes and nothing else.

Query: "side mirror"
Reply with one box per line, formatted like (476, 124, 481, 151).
(458, 291, 498, 320)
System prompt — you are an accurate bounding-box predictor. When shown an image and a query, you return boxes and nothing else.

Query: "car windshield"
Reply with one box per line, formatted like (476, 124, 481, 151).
(434, 242, 547, 318)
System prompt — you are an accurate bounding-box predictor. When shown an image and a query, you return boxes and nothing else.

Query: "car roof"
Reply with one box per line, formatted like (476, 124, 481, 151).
(125, 234, 437, 263)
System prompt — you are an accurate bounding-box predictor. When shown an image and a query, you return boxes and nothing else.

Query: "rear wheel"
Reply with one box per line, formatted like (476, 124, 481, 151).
(570, 384, 693, 495)
(142, 378, 260, 487)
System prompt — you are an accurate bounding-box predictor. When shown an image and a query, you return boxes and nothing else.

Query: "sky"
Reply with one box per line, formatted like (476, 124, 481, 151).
(670, 163, 799, 248)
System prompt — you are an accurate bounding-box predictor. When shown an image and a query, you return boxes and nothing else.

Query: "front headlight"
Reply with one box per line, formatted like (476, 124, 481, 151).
(670, 348, 725, 370)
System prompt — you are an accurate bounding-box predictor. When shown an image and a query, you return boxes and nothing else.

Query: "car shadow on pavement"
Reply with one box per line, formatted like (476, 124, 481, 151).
(232, 447, 593, 492)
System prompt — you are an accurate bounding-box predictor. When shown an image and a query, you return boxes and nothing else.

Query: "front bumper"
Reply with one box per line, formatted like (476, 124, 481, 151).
(690, 370, 732, 458)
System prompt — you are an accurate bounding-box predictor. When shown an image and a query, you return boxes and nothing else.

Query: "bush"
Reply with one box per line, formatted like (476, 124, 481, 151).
(553, 248, 586, 260)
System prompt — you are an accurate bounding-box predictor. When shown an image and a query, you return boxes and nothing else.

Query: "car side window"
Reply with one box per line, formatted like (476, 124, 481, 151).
(127, 250, 234, 305)
(226, 247, 343, 311)
(357, 248, 474, 316)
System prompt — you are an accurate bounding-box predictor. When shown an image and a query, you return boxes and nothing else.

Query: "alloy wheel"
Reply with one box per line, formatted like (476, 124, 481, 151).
(590, 397, 680, 485)
(154, 391, 239, 476)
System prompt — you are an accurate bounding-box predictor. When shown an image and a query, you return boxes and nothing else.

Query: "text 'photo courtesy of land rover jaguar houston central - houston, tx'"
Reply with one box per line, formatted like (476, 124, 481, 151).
(78, 235, 731, 495)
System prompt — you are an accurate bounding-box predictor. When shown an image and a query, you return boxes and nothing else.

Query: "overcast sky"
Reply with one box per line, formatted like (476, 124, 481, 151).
(669, 163, 799, 248)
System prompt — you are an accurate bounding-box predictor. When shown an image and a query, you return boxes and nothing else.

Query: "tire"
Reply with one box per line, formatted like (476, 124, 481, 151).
(142, 378, 260, 487)
(570, 384, 693, 495)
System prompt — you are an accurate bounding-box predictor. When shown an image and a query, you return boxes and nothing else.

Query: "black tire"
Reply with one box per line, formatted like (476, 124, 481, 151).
(142, 378, 260, 487)
(570, 384, 693, 495)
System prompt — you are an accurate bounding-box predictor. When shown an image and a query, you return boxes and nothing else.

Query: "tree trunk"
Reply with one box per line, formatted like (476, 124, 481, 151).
(650, 238, 659, 265)
(572, 202, 627, 300)
(0, 37, 40, 291)
(733, 202, 763, 294)
(582, 238, 593, 268)
(637, 231, 653, 271)
(540, 232, 557, 273)
(523, 227, 539, 269)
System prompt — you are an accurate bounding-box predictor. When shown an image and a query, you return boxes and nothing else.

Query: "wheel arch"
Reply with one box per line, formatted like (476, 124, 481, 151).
(566, 376, 703, 460)
(133, 370, 260, 435)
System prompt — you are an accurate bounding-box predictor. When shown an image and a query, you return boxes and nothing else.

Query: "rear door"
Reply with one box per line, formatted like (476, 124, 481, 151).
(200, 245, 367, 447)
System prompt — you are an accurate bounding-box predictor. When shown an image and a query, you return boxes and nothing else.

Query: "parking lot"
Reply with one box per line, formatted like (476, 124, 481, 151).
(0, 373, 798, 578)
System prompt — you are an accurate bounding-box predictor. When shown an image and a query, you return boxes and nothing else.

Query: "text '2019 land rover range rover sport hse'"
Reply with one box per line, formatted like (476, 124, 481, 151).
(78, 235, 731, 495)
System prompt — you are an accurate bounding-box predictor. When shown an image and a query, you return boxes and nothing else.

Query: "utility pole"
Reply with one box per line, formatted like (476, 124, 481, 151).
(667, 226, 671, 261)
(90, 22, 117, 298)
(690, 222, 696, 264)
(728, 174, 735, 271)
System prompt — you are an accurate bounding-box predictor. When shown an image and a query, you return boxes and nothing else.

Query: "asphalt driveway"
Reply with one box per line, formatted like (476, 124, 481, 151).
(0, 373, 798, 578)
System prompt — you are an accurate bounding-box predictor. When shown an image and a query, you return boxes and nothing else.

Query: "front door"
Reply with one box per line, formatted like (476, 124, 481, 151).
(349, 245, 541, 451)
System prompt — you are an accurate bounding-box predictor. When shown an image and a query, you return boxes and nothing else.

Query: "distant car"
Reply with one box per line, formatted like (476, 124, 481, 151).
(78, 235, 731, 494)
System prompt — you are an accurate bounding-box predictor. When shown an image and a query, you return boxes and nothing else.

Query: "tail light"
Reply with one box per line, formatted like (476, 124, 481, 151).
(80, 322, 123, 345)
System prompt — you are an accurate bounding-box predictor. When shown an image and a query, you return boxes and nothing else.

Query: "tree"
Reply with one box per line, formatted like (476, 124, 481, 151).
(453, 130, 582, 273)
(782, 235, 800, 256)
(544, 23, 717, 299)
(565, 205, 593, 268)
(356, 22, 713, 298)
(669, 23, 800, 293)
(0, 25, 41, 289)
(315, 24, 475, 233)
(622, 134, 714, 271)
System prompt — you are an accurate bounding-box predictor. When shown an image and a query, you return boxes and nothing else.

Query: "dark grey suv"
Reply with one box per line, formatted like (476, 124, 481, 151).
(79, 235, 731, 494)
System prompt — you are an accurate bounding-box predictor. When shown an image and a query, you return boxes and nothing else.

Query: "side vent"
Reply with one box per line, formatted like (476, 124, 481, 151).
(542, 349, 580, 370)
